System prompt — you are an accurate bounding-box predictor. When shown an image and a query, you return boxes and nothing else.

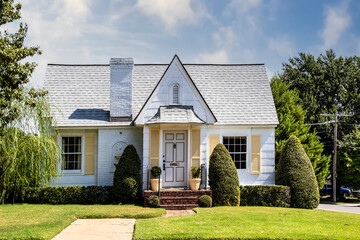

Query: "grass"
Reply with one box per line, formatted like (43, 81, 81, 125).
(0, 204, 165, 240)
(134, 206, 360, 240)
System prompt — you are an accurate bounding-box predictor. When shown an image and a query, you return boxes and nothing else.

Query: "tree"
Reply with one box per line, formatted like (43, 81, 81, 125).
(0, 90, 60, 204)
(0, 0, 41, 130)
(279, 50, 360, 157)
(0, 1, 59, 204)
(209, 143, 240, 206)
(271, 76, 330, 188)
(276, 136, 319, 209)
(337, 127, 360, 189)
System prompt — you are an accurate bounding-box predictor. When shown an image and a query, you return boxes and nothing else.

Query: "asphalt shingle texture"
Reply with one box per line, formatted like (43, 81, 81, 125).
(44, 63, 278, 127)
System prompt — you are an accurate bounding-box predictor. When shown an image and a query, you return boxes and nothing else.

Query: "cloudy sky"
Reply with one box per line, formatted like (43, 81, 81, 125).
(6, 0, 360, 87)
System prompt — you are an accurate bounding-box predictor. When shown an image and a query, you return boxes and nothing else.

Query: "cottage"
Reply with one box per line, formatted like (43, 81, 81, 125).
(44, 55, 278, 191)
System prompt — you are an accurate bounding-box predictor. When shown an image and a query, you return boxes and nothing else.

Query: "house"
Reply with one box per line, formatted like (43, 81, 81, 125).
(44, 55, 278, 191)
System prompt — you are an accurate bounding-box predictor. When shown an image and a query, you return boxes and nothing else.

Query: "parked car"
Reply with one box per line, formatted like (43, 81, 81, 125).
(320, 184, 352, 197)
(352, 189, 360, 198)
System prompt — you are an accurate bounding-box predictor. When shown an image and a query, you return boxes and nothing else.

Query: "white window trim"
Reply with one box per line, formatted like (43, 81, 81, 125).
(170, 83, 180, 105)
(222, 135, 249, 172)
(60, 135, 85, 175)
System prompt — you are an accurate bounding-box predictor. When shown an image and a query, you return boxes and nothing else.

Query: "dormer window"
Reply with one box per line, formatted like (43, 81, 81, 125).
(172, 84, 180, 104)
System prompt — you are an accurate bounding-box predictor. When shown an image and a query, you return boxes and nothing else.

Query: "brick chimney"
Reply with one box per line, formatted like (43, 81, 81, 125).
(109, 58, 133, 121)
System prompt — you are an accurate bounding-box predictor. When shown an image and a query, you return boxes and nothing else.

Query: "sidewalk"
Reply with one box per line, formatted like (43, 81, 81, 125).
(317, 203, 360, 214)
(52, 219, 136, 240)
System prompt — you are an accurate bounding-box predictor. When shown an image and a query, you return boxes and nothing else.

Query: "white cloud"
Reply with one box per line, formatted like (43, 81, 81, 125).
(320, 0, 351, 50)
(268, 35, 294, 57)
(136, 0, 206, 32)
(195, 49, 229, 64)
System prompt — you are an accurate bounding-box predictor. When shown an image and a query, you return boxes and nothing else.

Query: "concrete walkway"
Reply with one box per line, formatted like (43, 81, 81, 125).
(52, 219, 136, 240)
(317, 203, 360, 214)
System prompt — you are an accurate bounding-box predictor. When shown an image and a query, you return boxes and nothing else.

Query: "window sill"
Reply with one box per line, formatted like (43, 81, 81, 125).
(61, 170, 83, 175)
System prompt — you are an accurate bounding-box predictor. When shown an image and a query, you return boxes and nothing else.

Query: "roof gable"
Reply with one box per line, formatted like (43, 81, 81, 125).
(134, 55, 217, 125)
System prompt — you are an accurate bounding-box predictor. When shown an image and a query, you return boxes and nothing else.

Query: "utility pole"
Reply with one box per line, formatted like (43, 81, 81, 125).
(321, 112, 352, 202)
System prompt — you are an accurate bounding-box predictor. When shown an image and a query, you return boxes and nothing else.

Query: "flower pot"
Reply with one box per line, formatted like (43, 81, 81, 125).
(150, 179, 162, 191)
(189, 178, 201, 190)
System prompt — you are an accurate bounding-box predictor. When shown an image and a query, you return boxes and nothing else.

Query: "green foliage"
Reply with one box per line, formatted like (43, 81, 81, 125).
(279, 50, 360, 158)
(276, 136, 320, 209)
(191, 166, 201, 178)
(338, 127, 360, 189)
(240, 185, 291, 207)
(147, 195, 160, 208)
(0, 0, 42, 129)
(271, 76, 330, 189)
(150, 166, 162, 178)
(113, 145, 141, 204)
(209, 143, 240, 206)
(14, 186, 115, 204)
(198, 195, 212, 207)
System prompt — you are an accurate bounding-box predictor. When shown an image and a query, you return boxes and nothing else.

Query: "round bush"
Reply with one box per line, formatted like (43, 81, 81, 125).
(147, 195, 160, 208)
(198, 195, 212, 207)
(276, 136, 320, 209)
(113, 145, 141, 203)
(209, 143, 240, 206)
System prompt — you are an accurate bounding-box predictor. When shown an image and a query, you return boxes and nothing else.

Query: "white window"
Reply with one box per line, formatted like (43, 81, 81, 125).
(172, 84, 179, 104)
(223, 136, 247, 169)
(62, 137, 82, 171)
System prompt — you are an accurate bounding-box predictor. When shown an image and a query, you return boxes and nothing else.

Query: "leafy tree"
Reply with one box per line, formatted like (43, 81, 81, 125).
(0, 91, 60, 204)
(276, 136, 319, 209)
(0, 0, 41, 130)
(209, 143, 240, 206)
(271, 76, 330, 188)
(337, 127, 360, 189)
(279, 50, 360, 157)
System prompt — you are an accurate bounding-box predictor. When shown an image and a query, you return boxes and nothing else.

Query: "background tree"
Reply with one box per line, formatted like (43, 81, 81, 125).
(271, 76, 330, 188)
(337, 127, 360, 189)
(0, 0, 41, 130)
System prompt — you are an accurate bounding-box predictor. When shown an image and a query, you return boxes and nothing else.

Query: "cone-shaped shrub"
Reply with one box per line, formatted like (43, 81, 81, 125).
(113, 145, 141, 203)
(276, 136, 319, 209)
(209, 143, 240, 206)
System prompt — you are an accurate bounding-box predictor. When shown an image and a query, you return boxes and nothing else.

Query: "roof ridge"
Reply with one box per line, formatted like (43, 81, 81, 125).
(47, 63, 265, 67)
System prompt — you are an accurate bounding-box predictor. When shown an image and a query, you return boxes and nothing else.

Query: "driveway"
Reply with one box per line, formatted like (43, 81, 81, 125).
(317, 203, 360, 214)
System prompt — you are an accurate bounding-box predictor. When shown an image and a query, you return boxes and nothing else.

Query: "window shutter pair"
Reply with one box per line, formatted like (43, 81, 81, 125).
(84, 135, 96, 175)
(191, 129, 201, 167)
(149, 129, 160, 168)
(208, 134, 261, 174)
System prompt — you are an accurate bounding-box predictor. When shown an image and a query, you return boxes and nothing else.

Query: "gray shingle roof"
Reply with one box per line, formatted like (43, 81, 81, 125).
(44, 63, 278, 127)
(146, 106, 205, 124)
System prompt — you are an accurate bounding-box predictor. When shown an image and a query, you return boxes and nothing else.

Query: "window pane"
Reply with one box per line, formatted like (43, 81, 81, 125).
(235, 161, 240, 169)
(241, 137, 246, 145)
(235, 137, 241, 144)
(229, 137, 234, 144)
(240, 162, 246, 169)
(235, 145, 240, 152)
(223, 137, 228, 145)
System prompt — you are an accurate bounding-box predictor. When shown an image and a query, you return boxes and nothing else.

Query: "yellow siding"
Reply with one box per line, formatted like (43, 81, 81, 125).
(251, 135, 261, 175)
(209, 135, 219, 155)
(149, 129, 160, 168)
(191, 129, 201, 167)
(84, 135, 95, 175)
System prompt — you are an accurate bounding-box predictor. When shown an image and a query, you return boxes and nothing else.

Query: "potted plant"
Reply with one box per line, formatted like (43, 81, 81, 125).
(150, 166, 162, 191)
(189, 166, 201, 190)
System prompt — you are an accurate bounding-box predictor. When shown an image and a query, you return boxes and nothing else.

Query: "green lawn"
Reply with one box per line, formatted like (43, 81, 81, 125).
(134, 206, 360, 240)
(0, 204, 165, 240)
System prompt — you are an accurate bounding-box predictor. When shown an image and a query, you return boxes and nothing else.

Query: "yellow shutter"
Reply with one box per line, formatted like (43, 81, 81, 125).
(191, 128, 201, 167)
(84, 135, 95, 175)
(149, 129, 160, 169)
(251, 135, 261, 175)
(209, 135, 219, 155)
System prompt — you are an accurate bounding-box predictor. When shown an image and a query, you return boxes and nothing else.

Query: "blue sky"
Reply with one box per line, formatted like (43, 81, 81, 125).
(11, 0, 360, 87)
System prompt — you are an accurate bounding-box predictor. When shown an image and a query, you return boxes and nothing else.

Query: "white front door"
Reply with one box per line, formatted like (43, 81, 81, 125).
(163, 131, 187, 188)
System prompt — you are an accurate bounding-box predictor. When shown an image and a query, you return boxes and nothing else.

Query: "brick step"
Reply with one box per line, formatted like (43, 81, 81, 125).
(145, 190, 212, 197)
(160, 204, 199, 210)
(160, 196, 198, 205)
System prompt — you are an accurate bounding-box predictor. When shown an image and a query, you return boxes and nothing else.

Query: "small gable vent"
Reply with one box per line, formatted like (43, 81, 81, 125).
(173, 84, 179, 104)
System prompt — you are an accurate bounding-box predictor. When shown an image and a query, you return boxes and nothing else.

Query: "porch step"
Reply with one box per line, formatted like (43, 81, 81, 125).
(144, 190, 212, 210)
(160, 204, 199, 210)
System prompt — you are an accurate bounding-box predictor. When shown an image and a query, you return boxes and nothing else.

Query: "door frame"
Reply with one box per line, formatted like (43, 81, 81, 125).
(161, 130, 188, 188)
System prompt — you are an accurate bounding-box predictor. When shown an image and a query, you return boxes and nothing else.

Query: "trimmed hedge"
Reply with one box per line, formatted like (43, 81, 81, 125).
(240, 185, 291, 207)
(198, 195, 212, 208)
(113, 145, 142, 204)
(209, 143, 240, 206)
(18, 186, 115, 204)
(147, 195, 160, 208)
(276, 136, 320, 209)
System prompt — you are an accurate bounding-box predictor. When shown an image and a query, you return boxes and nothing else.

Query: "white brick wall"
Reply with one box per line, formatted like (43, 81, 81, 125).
(97, 127, 143, 186)
(110, 58, 133, 118)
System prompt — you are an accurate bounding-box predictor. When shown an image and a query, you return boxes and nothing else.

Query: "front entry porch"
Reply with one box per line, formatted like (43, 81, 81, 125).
(144, 189, 212, 210)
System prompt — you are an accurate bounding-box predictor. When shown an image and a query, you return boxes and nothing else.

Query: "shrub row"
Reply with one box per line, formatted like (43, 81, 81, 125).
(240, 185, 291, 208)
(18, 186, 115, 205)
